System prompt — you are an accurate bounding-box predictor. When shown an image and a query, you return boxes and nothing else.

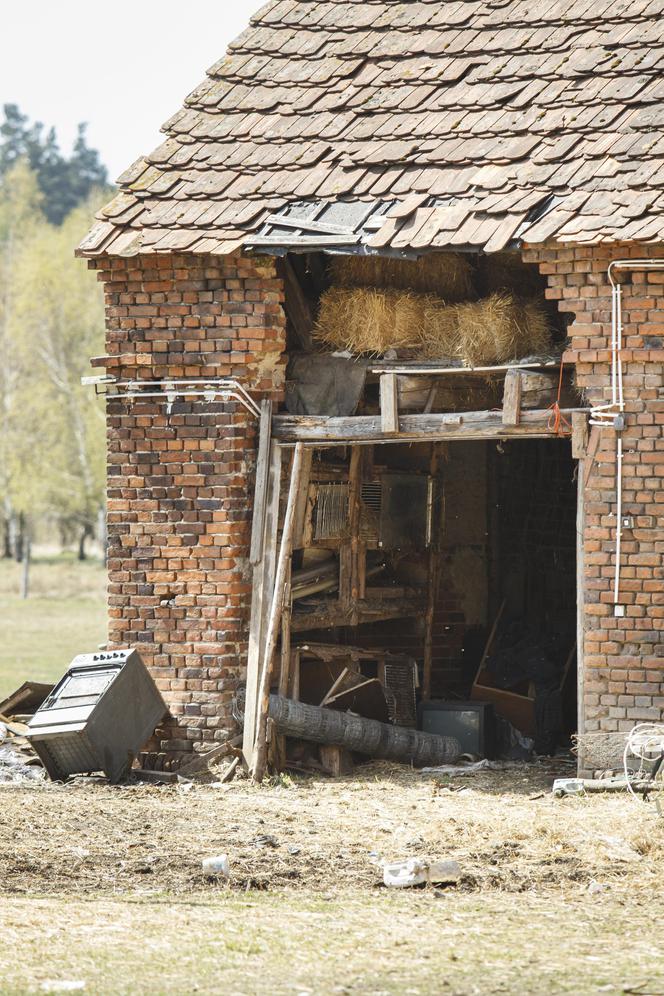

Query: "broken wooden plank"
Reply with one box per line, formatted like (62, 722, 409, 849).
(252, 443, 306, 783)
(502, 369, 523, 427)
(180, 734, 243, 775)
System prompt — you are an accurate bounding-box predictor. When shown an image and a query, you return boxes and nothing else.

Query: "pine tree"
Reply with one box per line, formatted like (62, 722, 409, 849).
(0, 104, 109, 224)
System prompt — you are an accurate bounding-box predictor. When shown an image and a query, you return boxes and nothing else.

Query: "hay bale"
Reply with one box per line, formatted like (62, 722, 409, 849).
(329, 253, 474, 301)
(420, 293, 551, 366)
(315, 287, 551, 364)
(314, 287, 450, 355)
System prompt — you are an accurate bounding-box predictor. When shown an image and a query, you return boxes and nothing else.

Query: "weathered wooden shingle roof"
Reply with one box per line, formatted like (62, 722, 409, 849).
(79, 0, 664, 257)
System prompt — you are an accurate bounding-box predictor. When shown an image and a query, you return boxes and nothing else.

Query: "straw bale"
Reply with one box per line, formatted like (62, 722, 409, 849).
(315, 287, 551, 363)
(329, 253, 474, 300)
(314, 287, 450, 355)
(419, 293, 551, 366)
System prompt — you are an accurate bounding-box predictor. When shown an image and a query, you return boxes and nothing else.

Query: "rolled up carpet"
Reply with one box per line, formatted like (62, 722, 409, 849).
(269, 695, 460, 768)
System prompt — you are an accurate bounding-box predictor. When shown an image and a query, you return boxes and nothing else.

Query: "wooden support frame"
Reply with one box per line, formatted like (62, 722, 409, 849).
(272, 408, 587, 446)
(252, 443, 306, 783)
(243, 444, 283, 768)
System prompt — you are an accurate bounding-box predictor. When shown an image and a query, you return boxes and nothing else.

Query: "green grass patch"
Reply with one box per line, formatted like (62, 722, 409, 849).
(0, 553, 106, 699)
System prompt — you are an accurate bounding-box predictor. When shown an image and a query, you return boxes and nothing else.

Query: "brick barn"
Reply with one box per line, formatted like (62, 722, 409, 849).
(79, 0, 664, 777)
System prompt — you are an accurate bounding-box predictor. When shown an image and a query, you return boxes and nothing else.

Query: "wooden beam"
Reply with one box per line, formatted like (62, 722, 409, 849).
(272, 408, 587, 446)
(571, 411, 589, 460)
(502, 369, 522, 427)
(292, 448, 313, 549)
(278, 259, 314, 350)
(380, 373, 399, 433)
(249, 399, 273, 565)
(252, 443, 306, 783)
(243, 444, 283, 768)
(290, 596, 425, 633)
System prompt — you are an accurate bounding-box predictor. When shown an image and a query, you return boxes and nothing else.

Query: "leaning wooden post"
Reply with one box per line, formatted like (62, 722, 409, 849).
(251, 442, 305, 783)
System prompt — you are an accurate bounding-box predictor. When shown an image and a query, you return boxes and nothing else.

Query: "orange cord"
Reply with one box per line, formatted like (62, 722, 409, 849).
(546, 358, 572, 436)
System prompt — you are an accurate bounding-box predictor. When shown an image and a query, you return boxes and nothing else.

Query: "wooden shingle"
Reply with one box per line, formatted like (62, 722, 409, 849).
(79, 0, 664, 257)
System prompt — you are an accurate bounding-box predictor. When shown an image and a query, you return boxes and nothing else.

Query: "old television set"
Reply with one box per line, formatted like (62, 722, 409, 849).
(418, 701, 496, 759)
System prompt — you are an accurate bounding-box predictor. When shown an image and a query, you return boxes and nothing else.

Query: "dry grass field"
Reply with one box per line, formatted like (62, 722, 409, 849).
(1, 761, 663, 995)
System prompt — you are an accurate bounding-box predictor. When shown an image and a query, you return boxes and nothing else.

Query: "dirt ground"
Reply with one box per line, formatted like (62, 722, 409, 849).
(2, 760, 664, 995)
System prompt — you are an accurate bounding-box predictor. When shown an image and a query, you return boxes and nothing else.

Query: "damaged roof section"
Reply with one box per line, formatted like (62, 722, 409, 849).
(79, 0, 664, 257)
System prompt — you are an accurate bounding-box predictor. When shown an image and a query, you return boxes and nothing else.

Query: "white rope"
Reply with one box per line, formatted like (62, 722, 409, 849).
(623, 723, 664, 800)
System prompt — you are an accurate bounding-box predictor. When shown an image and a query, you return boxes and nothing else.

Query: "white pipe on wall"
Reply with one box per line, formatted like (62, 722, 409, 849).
(600, 259, 664, 614)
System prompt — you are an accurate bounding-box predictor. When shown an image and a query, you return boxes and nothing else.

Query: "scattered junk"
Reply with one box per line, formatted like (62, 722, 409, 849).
(0, 681, 52, 784)
(201, 854, 231, 878)
(27, 649, 166, 783)
(383, 857, 461, 889)
(556, 723, 664, 813)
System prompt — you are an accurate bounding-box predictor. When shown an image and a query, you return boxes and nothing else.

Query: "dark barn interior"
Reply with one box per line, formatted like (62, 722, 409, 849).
(243, 247, 582, 775)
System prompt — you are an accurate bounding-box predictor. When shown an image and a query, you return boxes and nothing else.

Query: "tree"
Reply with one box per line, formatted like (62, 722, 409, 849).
(0, 161, 44, 558)
(0, 104, 108, 225)
(8, 198, 107, 559)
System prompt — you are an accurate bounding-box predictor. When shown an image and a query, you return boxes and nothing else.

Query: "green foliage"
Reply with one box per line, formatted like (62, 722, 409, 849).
(1, 104, 109, 225)
(0, 160, 107, 551)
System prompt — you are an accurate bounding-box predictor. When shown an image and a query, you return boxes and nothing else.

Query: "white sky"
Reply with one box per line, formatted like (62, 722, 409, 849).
(2, 1, 261, 182)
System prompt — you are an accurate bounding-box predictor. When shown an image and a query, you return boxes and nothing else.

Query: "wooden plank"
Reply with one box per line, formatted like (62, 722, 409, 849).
(292, 448, 313, 549)
(278, 258, 314, 350)
(290, 595, 425, 633)
(369, 361, 562, 376)
(252, 443, 306, 783)
(583, 425, 601, 488)
(243, 444, 283, 768)
(249, 399, 273, 565)
(348, 447, 362, 622)
(473, 599, 507, 687)
(273, 409, 588, 445)
(571, 411, 589, 460)
(320, 667, 350, 707)
(380, 373, 399, 433)
(319, 744, 354, 776)
(502, 369, 522, 427)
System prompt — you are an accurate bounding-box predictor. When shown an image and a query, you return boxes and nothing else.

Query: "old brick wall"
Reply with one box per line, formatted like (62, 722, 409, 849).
(89, 252, 286, 756)
(524, 242, 664, 770)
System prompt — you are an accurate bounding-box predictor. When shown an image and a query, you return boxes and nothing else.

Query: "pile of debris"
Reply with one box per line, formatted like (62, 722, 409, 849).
(0, 681, 52, 784)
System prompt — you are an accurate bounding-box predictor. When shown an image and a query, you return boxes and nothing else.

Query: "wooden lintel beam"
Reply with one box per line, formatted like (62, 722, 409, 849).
(272, 409, 586, 446)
